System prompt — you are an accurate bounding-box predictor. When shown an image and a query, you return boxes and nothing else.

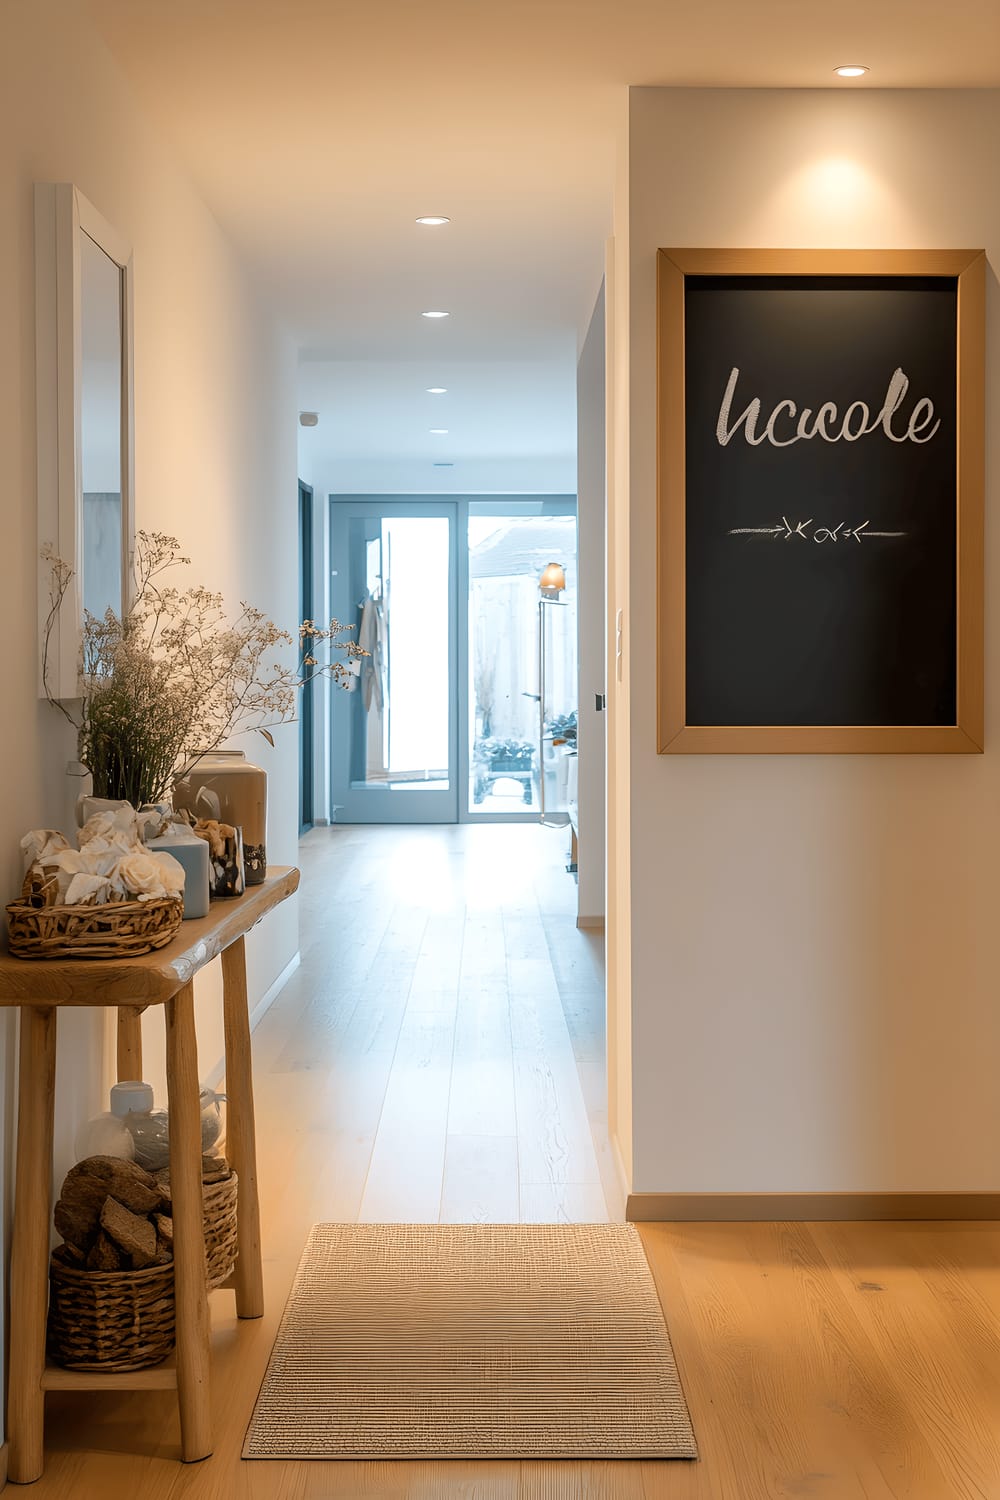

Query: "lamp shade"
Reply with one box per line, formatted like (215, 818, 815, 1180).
(539, 562, 566, 593)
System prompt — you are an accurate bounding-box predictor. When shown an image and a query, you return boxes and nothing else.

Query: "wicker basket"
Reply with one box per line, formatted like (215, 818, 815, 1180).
(47, 1252, 175, 1372)
(46, 1170, 239, 1371)
(5, 895, 183, 960)
(157, 1168, 239, 1290)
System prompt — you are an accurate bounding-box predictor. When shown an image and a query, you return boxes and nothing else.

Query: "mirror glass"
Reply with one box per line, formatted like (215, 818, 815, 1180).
(80, 231, 123, 621)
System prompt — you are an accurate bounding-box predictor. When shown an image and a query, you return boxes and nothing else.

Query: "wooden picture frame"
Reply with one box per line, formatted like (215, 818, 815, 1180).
(656, 248, 985, 754)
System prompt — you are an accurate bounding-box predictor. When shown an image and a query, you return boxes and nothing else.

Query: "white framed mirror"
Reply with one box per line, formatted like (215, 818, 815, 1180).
(35, 183, 134, 700)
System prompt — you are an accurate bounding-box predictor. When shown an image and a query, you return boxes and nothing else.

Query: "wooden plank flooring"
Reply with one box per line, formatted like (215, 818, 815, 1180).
(23, 825, 1000, 1499)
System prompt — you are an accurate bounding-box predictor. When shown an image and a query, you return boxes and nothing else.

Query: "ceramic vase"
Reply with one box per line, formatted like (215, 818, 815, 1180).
(173, 750, 267, 885)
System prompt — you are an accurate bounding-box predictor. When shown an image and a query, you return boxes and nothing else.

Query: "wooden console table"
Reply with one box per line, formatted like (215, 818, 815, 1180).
(0, 866, 300, 1483)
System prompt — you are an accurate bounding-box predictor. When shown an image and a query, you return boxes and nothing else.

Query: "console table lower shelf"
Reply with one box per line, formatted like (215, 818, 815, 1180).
(0, 866, 300, 1484)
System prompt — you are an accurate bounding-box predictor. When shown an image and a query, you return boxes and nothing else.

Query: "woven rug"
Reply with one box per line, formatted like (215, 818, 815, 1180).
(243, 1222, 697, 1460)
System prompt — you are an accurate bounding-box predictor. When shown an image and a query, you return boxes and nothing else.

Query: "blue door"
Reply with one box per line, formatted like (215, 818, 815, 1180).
(330, 499, 459, 823)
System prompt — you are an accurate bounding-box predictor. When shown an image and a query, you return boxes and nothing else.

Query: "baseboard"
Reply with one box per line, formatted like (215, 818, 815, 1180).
(202, 951, 301, 1090)
(249, 951, 300, 1031)
(576, 915, 605, 930)
(627, 1191, 1000, 1222)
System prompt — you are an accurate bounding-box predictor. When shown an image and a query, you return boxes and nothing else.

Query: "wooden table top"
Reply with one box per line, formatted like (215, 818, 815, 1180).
(0, 867, 300, 1007)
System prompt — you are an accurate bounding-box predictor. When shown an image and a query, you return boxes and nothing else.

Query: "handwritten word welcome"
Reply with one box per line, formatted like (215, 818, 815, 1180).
(716, 367, 941, 448)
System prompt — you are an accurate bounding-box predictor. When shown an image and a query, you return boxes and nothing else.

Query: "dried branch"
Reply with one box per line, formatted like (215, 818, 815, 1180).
(40, 532, 367, 806)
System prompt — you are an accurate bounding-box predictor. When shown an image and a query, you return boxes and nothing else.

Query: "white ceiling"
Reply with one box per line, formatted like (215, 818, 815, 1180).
(87, 0, 1000, 491)
(297, 358, 578, 490)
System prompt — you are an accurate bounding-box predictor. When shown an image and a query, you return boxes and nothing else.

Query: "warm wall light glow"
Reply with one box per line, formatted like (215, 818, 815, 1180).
(416, 216, 450, 225)
(808, 155, 873, 199)
(539, 562, 566, 593)
(426, 387, 447, 394)
(834, 65, 869, 77)
(765, 151, 892, 237)
(421, 310, 450, 318)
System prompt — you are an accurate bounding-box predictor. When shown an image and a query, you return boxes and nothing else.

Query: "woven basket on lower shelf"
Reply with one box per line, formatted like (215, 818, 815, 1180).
(47, 1252, 176, 1372)
(157, 1168, 239, 1291)
(46, 1169, 239, 1371)
(5, 895, 183, 960)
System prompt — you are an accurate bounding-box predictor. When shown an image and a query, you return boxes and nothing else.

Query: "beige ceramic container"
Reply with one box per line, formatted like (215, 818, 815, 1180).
(174, 750, 267, 885)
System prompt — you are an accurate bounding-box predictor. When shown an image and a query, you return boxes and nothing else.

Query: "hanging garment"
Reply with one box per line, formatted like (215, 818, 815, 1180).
(359, 593, 385, 713)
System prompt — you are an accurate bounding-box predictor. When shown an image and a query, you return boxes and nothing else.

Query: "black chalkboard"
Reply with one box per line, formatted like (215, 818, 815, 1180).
(682, 274, 958, 729)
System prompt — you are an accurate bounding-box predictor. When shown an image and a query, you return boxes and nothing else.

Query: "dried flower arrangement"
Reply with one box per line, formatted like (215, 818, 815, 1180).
(42, 532, 366, 808)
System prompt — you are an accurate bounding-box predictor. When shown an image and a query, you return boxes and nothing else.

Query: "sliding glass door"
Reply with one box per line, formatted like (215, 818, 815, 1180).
(330, 496, 576, 825)
(463, 500, 577, 820)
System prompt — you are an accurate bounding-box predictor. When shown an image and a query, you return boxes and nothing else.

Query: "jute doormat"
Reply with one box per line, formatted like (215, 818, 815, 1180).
(243, 1222, 697, 1460)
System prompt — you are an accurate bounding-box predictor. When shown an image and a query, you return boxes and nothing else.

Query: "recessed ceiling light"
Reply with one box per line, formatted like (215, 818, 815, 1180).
(421, 310, 450, 318)
(416, 216, 450, 226)
(834, 65, 869, 77)
(426, 387, 447, 394)
(429, 428, 449, 435)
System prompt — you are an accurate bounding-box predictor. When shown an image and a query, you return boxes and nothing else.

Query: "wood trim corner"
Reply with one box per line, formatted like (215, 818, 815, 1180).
(956, 250, 986, 751)
(627, 1191, 1000, 1222)
(656, 249, 687, 753)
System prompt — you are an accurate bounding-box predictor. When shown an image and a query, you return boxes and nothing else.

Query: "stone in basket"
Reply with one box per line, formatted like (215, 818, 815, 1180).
(8, 813, 186, 960)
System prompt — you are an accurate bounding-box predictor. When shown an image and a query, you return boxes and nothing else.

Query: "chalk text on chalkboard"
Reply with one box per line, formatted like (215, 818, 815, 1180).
(728, 517, 908, 544)
(716, 366, 941, 449)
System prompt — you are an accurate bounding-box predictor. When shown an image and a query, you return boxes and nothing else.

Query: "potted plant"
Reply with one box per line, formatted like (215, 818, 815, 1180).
(545, 711, 577, 748)
(473, 737, 535, 805)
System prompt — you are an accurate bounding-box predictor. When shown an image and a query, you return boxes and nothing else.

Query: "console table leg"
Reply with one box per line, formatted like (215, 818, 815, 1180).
(165, 982, 212, 1462)
(116, 1005, 144, 1081)
(8, 1006, 56, 1484)
(221, 935, 264, 1318)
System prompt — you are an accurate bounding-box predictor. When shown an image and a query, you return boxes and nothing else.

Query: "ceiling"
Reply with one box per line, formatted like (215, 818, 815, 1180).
(87, 0, 1000, 491)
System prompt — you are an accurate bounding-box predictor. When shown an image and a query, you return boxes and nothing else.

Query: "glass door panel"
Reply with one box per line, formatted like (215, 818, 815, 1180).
(331, 500, 457, 823)
(466, 508, 577, 819)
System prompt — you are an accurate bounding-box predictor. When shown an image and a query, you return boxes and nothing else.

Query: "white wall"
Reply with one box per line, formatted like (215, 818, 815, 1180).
(625, 87, 1000, 1194)
(607, 118, 634, 1182)
(576, 285, 607, 921)
(0, 0, 300, 1397)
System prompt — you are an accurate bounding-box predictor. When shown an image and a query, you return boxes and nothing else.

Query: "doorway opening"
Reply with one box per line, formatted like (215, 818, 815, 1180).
(329, 495, 577, 826)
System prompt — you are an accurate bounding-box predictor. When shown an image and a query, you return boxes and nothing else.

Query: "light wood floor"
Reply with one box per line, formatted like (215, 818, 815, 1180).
(24, 826, 1000, 1498)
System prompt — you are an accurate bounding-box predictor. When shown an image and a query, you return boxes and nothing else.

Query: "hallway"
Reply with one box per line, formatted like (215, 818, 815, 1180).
(272, 822, 620, 1225)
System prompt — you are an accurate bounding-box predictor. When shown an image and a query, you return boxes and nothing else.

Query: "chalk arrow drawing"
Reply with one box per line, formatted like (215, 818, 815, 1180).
(729, 516, 812, 539)
(728, 518, 907, 545)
